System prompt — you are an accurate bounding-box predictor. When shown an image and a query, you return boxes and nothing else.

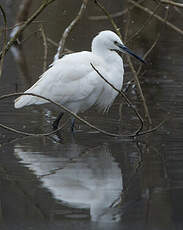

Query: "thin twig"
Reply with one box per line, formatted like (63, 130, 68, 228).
(90, 63, 144, 134)
(89, 9, 128, 21)
(54, 0, 88, 61)
(174, 6, 183, 16)
(0, 92, 123, 138)
(158, 0, 183, 8)
(137, 33, 160, 75)
(127, 2, 161, 42)
(10, 0, 33, 87)
(0, 92, 165, 138)
(124, 5, 131, 42)
(88, 0, 145, 20)
(40, 24, 48, 72)
(16, 0, 33, 23)
(94, 0, 121, 38)
(135, 119, 166, 136)
(129, 0, 183, 36)
(125, 33, 161, 91)
(0, 4, 7, 78)
(0, 0, 56, 59)
(125, 4, 168, 91)
(47, 37, 58, 47)
(127, 56, 152, 125)
(93, 0, 150, 131)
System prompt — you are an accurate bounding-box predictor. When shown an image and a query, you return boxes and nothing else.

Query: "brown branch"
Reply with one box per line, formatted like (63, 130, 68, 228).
(54, 0, 88, 61)
(0, 92, 165, 138)
(88, 0, 145, 20)
(90, 63, 144, 134)
(0, 92, 123, 138)
(92, 0, 151, 129)
(125, 3, 168, 92)
(127, 56, 152, 125)
(0, 4, 7, 78)
(0, 0, 56, 59)
(10, 0, 33, 87)
(137, 33, 160, 75)
(127, 3, 161, 42)
(158, 0, 183, 8)
(89, 9, 129, 21)
(124, 6, 131, 42)
(16, 0, 33, 24)
(39, 24, 48, 72)
(129, 0, 183, 36)
(94, 0, 121, 38)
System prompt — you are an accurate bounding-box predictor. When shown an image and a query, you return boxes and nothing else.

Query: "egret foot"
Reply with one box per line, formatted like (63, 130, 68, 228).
(52, 112, 64, 130)
(71, 117, 76, 133)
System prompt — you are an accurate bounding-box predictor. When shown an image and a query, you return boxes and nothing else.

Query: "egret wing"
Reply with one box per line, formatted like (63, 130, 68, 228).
(14, 51, 106, 109)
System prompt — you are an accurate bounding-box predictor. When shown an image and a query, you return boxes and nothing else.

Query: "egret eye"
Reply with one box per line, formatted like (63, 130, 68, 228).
(114, 41, 118, 45)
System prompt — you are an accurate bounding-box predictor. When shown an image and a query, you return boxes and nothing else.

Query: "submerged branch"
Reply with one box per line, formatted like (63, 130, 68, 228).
(0, 92, 123, 138)
(0, 92, 164, 138)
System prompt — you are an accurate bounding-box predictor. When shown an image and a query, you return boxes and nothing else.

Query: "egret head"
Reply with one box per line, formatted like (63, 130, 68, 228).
(92, 30, 145, 64)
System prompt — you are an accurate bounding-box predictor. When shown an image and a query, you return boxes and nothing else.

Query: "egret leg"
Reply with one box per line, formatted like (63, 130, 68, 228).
(52, 112, 64, 130)
(71, 117, 76, 133)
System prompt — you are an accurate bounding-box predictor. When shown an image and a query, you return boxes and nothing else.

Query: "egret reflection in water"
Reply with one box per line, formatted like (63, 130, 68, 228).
(14, 140, 123, 222)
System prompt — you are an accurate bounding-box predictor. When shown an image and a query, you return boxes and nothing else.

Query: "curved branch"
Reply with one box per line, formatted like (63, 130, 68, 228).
(54, 0, 88, 61)
(0, 0, 56, 59)
(0, 4, 7, 78)
(0, 92, 123, 138)
(94, 0, 121, 38)
(0, 92, 165, 138)
(90, 63, 144, 134)
(129, 0, 183, 36)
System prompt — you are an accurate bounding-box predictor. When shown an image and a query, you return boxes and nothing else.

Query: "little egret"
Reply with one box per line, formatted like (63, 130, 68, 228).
(14, 30, 145, 131)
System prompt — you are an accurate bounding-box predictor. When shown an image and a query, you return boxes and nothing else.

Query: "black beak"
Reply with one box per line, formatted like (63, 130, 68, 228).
(118, 43, 145, 64)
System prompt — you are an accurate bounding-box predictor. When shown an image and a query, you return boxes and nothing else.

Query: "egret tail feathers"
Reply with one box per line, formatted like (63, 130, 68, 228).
(14, 93, 47, 108)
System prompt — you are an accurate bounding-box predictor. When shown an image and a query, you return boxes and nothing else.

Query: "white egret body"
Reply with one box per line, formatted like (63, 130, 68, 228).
(15, 30, 144, 129)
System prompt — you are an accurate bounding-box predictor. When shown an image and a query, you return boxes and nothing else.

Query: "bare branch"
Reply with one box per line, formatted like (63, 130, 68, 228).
(54, 0, 88, 61)
(16, 0, 33, 23)
(94, 0, 121, 38)
(129, 0, 183, 36)
(127, 3, 161, 42)
(134, 33, 160, 82)
(127, 56, 152, 125)
(158, 0, 183, 8)
(0, 4, 7, 78)
(10, 0, 33, 87)
(92, 0, 151, 128)
(40, 24, 48, 72)
(88, 0, 145, 20)
(0, 92, 123, 138)
(90, 63, 144, 134)
(0, 92, 165, 138)
(0, 0, 56, 59)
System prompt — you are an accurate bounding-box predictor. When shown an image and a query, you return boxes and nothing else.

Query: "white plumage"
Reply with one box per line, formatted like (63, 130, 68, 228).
(14, 30, 144, 129)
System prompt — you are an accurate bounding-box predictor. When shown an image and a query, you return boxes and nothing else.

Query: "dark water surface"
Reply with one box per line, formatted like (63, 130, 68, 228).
(0, 1, 183, 229)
